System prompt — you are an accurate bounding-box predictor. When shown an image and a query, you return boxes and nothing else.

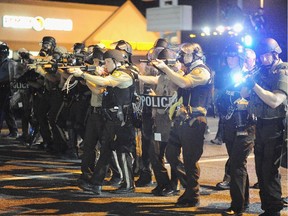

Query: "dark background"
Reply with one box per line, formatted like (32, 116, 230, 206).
(48, 0, 287, 66)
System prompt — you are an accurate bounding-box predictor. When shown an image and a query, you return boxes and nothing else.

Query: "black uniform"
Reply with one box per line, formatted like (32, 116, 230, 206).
(36, 67, 67, 153)
(217, 70, 254, 213)
(248, 62, 288, 214)
(89, 68, 136, 192)
(0, 57, 18, 136)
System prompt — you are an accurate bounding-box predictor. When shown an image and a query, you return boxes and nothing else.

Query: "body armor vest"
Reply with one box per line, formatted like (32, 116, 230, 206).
(248, 63, 288, 118)
(178, 64, 212, 109)
(102, 68, 135, 109)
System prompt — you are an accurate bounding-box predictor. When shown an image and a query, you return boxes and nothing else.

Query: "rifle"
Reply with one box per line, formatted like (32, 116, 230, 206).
(27, 62, 96, 73)
(58, 64, 96, 72)
(139, 59, 177, 66)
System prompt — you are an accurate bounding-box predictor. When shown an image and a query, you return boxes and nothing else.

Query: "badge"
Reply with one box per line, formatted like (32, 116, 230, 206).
(191, 68, 202, 75)
(112, 71, 122, 77)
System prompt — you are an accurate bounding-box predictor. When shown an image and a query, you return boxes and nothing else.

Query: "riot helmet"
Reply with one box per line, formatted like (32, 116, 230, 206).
(156, 48, 178, 68)
(93, 48, 104, 60)
(114, 40, 132, 55)
(154, 38, 169, 48)
(103, 49, 125, 63)
(223, 42, 244, 69)
(223, 42, 244, 57)
(0, 42, 9, 60)
(104, 49, 125, 73)
(257, 38, 282, 67)
(113, 40, 132, 63)
(73, 42, 85, 54)
(177, 43, 204, 67)
(52, 46, 67, 62)
(257, 38, 282, 56)
(39, 36, 56, 56)
(40, 36, 56, 49)
(157, 48, 177, 60)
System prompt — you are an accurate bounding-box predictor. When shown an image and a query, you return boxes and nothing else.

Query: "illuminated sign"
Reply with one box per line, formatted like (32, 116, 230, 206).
(100, 40, 154, 51)
(3, 15, 73, 31)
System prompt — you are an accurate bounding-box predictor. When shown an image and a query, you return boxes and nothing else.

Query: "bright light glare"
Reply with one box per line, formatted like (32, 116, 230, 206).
(233, 72, 245, 87)
(233, 23, 243, 32)
(202, 26, 210, 35)
(243, 35, 253, 47)
(216, 25, 225, 33)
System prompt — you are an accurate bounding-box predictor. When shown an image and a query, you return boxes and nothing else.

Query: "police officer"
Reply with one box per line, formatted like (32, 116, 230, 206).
(0, 42, 18, 137)
(136, 38, 169, 187)
(217, 44, 256, 216)
(113, 40, 143, 177)
(215, 43, 245, 191)
(245, 38, 287, 216)
(61, 44, 91, 159)
(153, 43, 212, 207)
(71, 49, 136, 194)
(34, 36, 68, 154)
(77, 47, 106, 184)
(138, 47, 181, 196)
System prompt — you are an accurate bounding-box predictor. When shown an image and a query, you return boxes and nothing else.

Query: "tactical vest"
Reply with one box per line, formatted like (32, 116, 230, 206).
(102, 68, 135, 109)
(218, 80, 242, 116)
(177, 64, 212, 109)
(248, 62, 288, 118)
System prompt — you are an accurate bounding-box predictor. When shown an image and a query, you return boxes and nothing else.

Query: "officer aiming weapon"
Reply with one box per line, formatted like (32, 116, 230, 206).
(139, 59, 177, 66)
(233, 66, 261, 87)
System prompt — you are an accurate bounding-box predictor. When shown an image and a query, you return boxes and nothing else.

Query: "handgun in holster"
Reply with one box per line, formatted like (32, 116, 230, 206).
(103, 108, 113, 121)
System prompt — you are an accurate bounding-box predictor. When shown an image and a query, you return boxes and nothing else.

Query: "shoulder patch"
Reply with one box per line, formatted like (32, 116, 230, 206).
(191, 68, 202, 75)
(112, 70, 122, 78)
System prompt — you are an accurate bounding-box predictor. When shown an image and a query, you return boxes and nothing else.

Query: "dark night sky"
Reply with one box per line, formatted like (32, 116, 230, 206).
(48, 0, 287, 61)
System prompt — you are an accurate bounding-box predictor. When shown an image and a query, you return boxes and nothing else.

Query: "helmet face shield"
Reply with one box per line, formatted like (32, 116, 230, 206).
(146, 47, 164, 62)
(154, 38, 169, 48)
(41, 42, 52, 50)
(40, 36, 56, 50)
(111, 40, 132, 55)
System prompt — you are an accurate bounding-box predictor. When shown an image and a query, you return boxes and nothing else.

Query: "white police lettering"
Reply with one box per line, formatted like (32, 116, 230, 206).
(140, 95, 176, 109)
(225, 90, 235, 96)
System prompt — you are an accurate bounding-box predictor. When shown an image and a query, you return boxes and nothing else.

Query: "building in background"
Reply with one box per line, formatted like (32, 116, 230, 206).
(0, 0, 159, 58)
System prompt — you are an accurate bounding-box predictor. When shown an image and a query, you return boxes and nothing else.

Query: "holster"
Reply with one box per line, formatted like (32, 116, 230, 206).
(103, 108, 113, 121)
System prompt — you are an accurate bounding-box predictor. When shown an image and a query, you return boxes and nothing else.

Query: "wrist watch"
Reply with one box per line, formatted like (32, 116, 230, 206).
(81, 72, 86, 79)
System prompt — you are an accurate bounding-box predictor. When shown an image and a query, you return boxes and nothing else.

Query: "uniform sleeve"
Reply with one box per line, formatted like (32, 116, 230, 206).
(105, 71, 133, 88)
(185, 67, 211, 88)
(277, 68, 288, 95)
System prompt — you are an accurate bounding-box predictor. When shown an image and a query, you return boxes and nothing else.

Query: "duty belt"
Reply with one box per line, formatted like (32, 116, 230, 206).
(91, 106, 102, 114)
(257, 117, 284, 126)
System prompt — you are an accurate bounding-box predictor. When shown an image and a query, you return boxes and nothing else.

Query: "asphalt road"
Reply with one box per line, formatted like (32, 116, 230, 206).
(0, 117, 287, 216)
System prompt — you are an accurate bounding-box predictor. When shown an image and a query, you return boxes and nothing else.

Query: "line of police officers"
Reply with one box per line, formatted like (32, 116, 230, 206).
(0, 36, 287, 215)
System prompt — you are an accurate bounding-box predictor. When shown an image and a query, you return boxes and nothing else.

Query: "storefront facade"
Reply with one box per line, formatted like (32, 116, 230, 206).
(0, 0, 159, 57)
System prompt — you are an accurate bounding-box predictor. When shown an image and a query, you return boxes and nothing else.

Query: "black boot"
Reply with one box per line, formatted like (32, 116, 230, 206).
(135, 170, 153, 187)
(63, 129, 79, 159)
